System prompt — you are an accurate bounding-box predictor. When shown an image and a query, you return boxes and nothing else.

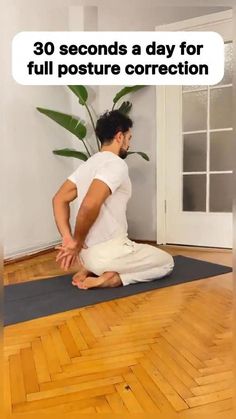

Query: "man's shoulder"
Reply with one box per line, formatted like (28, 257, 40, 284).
(90, 151, 127, 167)
(104, 154, 128, 172)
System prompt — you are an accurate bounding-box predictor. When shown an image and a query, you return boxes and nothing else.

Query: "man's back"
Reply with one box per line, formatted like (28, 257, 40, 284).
(68, 151, 132, 247)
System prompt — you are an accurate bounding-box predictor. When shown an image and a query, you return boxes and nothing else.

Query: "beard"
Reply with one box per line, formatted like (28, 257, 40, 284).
(119, 147, 128, 159)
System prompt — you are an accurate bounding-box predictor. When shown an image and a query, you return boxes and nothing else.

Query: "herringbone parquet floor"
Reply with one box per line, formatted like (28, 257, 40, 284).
(4, 245, 234, 418)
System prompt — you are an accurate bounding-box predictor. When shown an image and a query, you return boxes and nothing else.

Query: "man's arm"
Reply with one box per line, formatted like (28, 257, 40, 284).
(52, 179, 77, 238)
(73, 178, 111, 247)
(56, 179, 111, 264)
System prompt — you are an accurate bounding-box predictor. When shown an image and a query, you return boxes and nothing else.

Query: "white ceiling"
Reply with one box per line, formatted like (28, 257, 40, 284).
(82, 0, 234, 8)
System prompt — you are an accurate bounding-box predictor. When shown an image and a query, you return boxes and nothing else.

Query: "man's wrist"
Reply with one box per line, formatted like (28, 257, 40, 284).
(73, 237, 84, 252)
(62, 230, 73, 239)
(73, 237, 84, 249)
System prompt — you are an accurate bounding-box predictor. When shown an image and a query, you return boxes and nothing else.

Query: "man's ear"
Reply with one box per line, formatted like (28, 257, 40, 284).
(114, 131, 123, 145)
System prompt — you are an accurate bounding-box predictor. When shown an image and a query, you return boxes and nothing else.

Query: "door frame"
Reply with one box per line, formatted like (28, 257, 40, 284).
(155, 9, 233, 245)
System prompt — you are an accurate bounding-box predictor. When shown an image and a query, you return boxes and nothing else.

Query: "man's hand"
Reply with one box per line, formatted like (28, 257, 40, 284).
(55, 235, 85, 271)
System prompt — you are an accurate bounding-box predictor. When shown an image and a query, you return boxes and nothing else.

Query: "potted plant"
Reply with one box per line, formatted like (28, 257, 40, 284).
(37, 85, 149, 162)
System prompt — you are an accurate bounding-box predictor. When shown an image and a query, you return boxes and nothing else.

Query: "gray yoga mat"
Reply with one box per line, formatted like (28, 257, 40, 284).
(4, 255, 232, 326)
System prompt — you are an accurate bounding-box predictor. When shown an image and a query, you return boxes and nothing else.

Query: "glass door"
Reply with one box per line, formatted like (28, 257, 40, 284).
(156, 11, 233, 248)
(182, 42, 233, 215)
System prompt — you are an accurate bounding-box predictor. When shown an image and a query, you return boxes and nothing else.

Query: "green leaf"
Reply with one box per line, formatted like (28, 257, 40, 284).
(127, 151, 150, 161)
(113, 85, 146, 106)
(118, 101, 132, 115)
(37, 107, 86, 140)
(53, 148, 88, 161)
(68, 85, 88, 105)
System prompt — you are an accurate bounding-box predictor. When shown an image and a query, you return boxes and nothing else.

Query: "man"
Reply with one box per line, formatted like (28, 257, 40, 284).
(53, 110, 174, 289)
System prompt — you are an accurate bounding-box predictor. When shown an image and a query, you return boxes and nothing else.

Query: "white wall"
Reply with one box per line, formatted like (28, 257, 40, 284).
(3, 0, 230, 258)
(3, 1, 75, 258)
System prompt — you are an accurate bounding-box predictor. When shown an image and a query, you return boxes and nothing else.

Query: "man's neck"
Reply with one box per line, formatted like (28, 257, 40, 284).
(100, 146, 118, 155)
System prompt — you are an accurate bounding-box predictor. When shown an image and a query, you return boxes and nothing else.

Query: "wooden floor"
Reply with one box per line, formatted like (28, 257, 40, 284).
(3, 244, 234, 418)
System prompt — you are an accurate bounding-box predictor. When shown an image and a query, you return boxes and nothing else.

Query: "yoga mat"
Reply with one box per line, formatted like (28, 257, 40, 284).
(4, 255, 232, 326)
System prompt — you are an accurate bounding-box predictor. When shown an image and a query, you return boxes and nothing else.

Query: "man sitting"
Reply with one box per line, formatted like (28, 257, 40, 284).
(53, 110, 174, 289)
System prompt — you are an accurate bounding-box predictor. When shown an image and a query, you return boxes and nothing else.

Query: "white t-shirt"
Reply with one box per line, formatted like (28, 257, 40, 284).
(68, 151, 132, 248)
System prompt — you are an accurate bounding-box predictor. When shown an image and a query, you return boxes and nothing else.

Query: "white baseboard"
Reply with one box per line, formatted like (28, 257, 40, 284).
(4, 240, 61, 261)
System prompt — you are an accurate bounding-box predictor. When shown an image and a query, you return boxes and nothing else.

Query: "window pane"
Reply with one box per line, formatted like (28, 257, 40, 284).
(210, 131, 233, 171)
(182, 86, 207, 92)
(210, 174, 233, 212)
(210, 87, 232, 129)
(183, 133, 207, 172)
(183, 174, 206, 211)
(183, 91, 207, 132)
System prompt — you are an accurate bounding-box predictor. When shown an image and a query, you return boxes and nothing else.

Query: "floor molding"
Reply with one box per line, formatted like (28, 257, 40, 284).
(4, 245, 59, 265)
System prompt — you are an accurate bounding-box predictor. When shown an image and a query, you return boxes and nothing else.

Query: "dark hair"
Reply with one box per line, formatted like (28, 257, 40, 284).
(95, 110, 133, 145)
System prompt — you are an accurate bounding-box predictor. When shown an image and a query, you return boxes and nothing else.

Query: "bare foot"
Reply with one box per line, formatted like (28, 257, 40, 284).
(70, 255, 92, 286)
(77, 271, 123, 289)
(72, 268, 91, 286)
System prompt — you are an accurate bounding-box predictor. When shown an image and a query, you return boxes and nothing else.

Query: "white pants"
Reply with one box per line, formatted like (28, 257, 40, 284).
(80, 234, 174, 286)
